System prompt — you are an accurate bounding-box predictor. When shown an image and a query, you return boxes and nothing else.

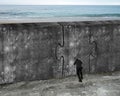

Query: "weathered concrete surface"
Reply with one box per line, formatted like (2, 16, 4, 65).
(0, 21, 120, 84)
(0, 23, 62, 84)
(0, 71, 120, 96)
(58, 21, 120, 76)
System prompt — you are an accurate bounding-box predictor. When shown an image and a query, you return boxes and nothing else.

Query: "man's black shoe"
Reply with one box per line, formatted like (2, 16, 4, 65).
(79, 79, 82, 82)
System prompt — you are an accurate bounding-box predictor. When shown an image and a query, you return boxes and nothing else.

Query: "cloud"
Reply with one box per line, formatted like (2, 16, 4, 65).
(0, 0, 120, 5)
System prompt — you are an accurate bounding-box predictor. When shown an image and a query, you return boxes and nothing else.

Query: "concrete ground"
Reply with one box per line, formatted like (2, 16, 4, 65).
(0, 71, 120, 96)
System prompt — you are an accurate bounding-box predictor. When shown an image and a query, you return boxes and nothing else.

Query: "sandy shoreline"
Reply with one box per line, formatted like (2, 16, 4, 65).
(0, 17, 120, 24)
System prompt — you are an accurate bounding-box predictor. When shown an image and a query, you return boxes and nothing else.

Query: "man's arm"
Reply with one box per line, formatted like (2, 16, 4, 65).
(74, 60, 77, 65)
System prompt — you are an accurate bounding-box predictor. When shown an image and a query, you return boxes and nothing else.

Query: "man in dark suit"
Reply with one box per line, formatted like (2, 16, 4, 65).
(74, 58, 83, 82)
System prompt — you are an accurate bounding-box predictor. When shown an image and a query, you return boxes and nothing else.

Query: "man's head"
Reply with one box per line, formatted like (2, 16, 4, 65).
(74, 56, 77, 60)
(74, 57, 80, 61)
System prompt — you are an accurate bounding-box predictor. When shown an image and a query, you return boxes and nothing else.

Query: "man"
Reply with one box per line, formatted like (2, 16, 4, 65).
(74, 58, 83, 82)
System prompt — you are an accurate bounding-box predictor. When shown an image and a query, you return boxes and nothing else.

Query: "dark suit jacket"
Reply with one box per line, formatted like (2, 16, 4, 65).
(74, 59, 83, 69)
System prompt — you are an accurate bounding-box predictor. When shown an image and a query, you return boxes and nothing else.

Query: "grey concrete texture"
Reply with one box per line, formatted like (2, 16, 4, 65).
(0, 20, 120, 84)
(0, 71, 120, 96)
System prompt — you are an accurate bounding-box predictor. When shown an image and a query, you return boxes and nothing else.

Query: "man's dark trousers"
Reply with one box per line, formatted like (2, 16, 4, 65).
(74, 59, 83, 82)
(76, 67, 83, 82)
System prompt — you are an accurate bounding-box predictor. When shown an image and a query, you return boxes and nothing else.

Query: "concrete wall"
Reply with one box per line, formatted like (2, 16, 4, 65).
(0, 20, 120, 84)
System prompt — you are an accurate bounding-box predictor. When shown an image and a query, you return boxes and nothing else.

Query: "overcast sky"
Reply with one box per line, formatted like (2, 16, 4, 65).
(0, 0, 120, 5)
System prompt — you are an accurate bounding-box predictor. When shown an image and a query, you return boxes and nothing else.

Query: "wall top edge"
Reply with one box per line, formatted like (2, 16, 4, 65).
(0, 18, 120, 25)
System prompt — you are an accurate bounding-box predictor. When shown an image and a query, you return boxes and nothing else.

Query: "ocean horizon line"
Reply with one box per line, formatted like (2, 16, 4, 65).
(0, 5, 120, 20)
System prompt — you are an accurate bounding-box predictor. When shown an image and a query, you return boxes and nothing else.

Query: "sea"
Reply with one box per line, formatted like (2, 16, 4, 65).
(0, 5, 120, 20)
